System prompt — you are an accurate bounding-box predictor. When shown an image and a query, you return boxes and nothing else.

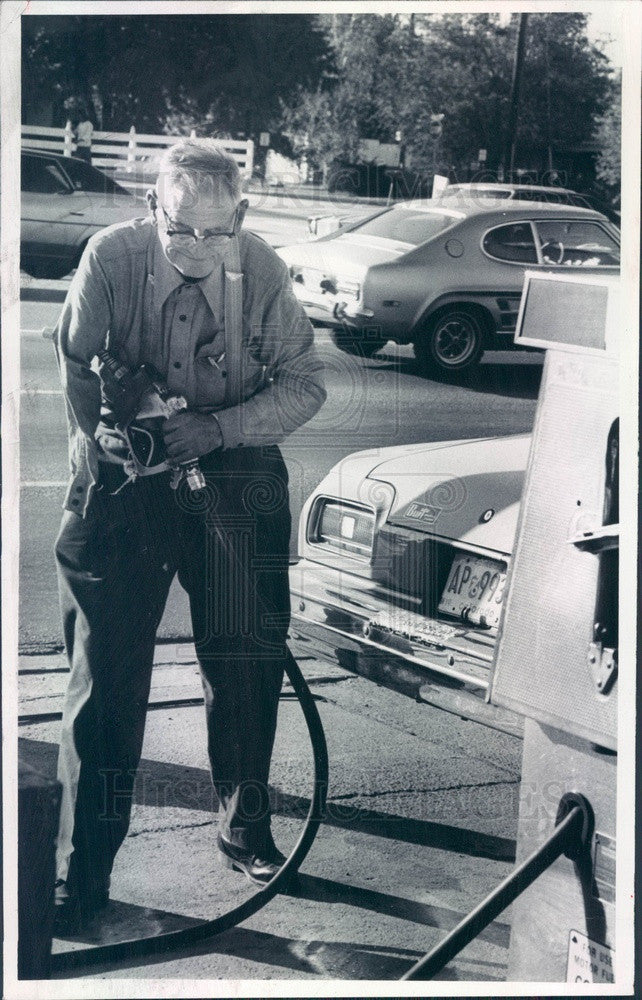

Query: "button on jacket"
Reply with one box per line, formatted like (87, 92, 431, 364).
(53, 216, 327, 516)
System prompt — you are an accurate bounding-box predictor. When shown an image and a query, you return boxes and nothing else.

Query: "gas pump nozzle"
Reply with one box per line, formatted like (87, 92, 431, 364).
(98, 350, 206, 492)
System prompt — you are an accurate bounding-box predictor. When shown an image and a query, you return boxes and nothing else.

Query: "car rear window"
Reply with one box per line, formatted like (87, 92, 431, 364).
(58, 157, 130, 195)
(350, 208, 455, 245)
(483, 223, 538, 263)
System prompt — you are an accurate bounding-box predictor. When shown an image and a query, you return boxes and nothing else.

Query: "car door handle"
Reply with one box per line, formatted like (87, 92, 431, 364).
(69, 211, 85, 216)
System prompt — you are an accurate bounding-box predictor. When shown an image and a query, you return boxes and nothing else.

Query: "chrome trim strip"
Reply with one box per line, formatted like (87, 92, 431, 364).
(291, 611, 489, 691)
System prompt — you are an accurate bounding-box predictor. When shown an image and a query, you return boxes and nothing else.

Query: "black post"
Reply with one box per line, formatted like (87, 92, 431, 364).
(18, 759, 61, 978)
(502, 13, 529, 182)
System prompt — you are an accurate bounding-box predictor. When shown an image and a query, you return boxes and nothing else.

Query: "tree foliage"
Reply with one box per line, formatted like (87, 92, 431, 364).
(22, 14, 328, 138)
(23, 11, 618, 191)
(593, 83, 622, 192)
(281, 12, 616, 180)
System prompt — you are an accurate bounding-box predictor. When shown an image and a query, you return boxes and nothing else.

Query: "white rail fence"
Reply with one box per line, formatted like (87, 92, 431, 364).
(21, 123, 255, 179)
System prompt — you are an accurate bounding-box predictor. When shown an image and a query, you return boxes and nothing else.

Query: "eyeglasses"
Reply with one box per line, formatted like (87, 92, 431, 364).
(156, 203, 240, 247)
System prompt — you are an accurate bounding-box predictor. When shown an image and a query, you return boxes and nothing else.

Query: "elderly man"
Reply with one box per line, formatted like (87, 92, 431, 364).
(52, 139, 326, 931)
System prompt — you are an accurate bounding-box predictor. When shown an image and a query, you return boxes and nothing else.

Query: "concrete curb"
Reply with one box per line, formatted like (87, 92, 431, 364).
(21, 286, 68, 303)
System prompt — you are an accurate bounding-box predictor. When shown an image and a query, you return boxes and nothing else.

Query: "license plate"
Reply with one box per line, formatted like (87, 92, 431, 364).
(438, 553, 507, 629)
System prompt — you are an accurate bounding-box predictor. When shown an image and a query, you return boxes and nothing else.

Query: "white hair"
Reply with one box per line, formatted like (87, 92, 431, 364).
(156, 138, 242, 206)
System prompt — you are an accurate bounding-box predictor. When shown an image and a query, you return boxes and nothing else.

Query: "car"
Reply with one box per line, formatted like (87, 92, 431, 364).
(434, 182, 593, 207)
(435, 182, 620, 223)
(21, 148, 144, 279)
(307, 211, 367, 239)
(289, 433, 532, 734)
(277, 200, 620, 375)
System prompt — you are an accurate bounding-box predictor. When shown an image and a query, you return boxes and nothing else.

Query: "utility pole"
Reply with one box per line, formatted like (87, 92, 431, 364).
(501, 13, 529, 183)
(429, 113, 444, 196)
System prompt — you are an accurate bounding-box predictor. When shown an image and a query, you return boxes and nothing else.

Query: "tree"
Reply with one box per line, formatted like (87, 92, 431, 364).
(22, 14, 329, 139)
(594, 85, 621, 193)
(281, 14, 425, 168)
(281, 12, 617, 181)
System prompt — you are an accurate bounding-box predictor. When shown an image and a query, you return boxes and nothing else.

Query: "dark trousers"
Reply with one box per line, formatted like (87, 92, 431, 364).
(54, 446, 292, 895)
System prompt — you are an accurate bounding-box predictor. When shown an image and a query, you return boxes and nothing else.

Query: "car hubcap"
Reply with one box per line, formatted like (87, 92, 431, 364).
(434, 317, 477, 365)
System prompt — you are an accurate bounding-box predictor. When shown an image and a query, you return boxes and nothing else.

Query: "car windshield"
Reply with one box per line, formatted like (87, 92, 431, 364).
(350, 207, 455, 245)
(59, 157, 130, 196)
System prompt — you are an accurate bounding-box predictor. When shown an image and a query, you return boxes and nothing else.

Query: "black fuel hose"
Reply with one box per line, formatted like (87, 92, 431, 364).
(401, 794, 594, 981)
(46, 471, 329, 975)
(50, 647, 328, 974)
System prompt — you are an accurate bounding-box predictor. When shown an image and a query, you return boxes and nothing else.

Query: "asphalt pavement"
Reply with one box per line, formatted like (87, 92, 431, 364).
(20, 640, 523, 983)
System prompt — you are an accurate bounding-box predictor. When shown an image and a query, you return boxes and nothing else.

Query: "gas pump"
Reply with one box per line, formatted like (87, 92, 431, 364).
(402, 271, 626, 985)
(490, 270, 620, 984)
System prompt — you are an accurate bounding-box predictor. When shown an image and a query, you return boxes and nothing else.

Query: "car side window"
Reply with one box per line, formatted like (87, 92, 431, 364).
(535, 220, 620, 267)
(21, 156, 70, 194)
(482, 223, 538, 264)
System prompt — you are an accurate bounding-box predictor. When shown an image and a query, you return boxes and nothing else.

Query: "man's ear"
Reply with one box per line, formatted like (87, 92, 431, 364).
(237, 198, 249, 227)
(146, 189, 158, 216)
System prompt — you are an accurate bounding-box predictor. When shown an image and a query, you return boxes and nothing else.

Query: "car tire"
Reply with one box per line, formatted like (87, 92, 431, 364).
(332, 329, 387, 358)
(414, 307, 487, 375)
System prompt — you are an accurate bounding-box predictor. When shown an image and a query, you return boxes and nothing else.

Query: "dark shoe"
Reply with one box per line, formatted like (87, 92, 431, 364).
(217, 834, 289, 886)
(53, 880, 109, 935)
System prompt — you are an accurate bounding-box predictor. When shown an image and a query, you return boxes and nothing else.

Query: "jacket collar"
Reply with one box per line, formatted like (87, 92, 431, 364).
(150, 227, 225, 317)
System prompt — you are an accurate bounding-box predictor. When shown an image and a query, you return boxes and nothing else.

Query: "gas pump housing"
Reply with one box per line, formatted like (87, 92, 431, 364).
(490, 271, 620, 984)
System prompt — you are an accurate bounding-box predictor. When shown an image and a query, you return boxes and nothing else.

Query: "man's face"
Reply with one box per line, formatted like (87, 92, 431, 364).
(151, 179, 243, 279)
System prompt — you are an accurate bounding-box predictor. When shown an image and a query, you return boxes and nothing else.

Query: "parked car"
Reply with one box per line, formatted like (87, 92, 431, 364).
(277, 200, 620, 375)
(307, 211, 369, 238)
(435, 182, 620, 223)
(289, 433, 531, 733)
(21, 149, 144, 279)
(435, 182, 590, 206)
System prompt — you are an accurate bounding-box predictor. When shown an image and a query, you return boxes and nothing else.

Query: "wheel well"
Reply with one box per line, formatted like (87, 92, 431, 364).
(413, 301, 495, 343)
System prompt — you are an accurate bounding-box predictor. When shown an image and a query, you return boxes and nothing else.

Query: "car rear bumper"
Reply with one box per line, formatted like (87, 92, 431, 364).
(289, 559, 523, 737)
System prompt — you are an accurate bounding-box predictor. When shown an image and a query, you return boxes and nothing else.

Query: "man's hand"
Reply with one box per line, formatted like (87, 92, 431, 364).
(163, 411, 223, 464)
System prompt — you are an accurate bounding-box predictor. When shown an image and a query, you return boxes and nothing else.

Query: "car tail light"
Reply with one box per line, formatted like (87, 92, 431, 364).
(309, 499, 375, 559)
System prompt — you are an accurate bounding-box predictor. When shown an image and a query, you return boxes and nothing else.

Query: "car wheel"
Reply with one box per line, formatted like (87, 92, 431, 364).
(332, 329, 387, 358)
(21, 256, 73, 280)
(414, 307, 487, 375)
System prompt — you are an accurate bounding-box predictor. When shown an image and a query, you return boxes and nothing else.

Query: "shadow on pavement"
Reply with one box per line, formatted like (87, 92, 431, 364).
(52, 899, 206, 947)
(20, 738, 516, 864)
(368, 353, 543, 400)
(287, 872, 510, 949)
(54, 921, 426, 980)
(52, 881, 507, 980)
